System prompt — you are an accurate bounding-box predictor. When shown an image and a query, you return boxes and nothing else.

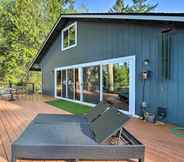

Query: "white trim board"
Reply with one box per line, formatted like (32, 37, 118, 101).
(55, 56, 135, 70)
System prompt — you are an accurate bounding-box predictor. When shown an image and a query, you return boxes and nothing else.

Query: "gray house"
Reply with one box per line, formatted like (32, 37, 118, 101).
(30, 13, 184, 125)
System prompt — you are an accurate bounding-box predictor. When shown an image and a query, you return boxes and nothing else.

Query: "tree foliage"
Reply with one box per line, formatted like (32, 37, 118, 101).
(110, 0, 128, 13)
(110, 0, 158, 13)
(0, 0, 77, 85)
(129, 0, 158, 12)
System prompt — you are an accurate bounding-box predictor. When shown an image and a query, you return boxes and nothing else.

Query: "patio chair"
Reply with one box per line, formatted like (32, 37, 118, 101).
(34, 101, 110, 124)
(0, 88, 11, 100)
(12, 106, 145, 162)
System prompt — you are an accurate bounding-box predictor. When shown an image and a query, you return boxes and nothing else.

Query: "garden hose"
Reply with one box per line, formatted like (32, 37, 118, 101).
(171, 127, 184, 138)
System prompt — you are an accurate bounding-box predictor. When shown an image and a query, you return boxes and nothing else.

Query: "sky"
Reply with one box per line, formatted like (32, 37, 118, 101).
(75, 0, 184, 13)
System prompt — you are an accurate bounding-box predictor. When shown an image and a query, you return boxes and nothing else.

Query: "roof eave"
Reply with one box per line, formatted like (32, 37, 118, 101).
(61, 14, 184, 23)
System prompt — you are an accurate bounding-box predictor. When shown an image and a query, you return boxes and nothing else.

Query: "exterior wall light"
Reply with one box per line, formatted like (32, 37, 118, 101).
(144, 59, 149, 65)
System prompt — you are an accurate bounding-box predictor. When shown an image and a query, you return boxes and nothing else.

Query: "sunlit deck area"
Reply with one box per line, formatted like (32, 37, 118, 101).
(0, 95, 184, 162)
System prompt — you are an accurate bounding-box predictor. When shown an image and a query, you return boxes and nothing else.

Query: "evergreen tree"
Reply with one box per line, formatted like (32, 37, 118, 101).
(109, 0, 128, 13)
(130, 0, 158, 12)
(0, 0, 17, 82)
(110, 0, 158, 13)
(0, 0, 77, 85)
(78, 3, 89, 13)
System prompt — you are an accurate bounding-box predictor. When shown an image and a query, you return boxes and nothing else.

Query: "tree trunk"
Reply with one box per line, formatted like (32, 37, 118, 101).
(108, 64, 114, 92)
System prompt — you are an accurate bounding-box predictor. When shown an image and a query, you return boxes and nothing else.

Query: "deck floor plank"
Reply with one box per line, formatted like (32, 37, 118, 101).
(0, 95, 184, 162)
(0, 101, 13, 162)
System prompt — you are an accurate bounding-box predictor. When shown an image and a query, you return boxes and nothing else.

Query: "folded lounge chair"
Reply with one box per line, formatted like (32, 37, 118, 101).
(12, 105, 145, 162)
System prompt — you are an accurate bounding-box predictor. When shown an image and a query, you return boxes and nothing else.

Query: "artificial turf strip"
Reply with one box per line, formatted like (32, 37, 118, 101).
(47, 99, 92, 115)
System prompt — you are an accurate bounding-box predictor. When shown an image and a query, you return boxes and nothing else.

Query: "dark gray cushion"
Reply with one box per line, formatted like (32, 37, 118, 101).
(33, 114, 88, 124)
(15, 120, 96, 146)
(33, 102, 110, 125)
(90, 108, 129, 143)
(86, 102, 110, 122)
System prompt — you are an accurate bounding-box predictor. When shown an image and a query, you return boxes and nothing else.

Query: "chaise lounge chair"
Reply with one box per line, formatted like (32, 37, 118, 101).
(0, 88, 11, 99)
(12, 104, 145, 162)
(0, 87, 16, 101)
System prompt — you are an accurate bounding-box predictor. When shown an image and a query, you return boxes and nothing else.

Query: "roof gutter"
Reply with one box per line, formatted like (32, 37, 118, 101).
(61, 14, 184, 22)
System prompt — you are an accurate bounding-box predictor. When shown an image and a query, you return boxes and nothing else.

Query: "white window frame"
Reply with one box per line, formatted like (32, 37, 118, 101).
(61, 22, 77, 51)
(54, 56, 136, 115)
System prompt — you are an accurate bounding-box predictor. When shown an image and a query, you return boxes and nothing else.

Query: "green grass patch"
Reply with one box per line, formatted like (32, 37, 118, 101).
(47, 99, 92, 115)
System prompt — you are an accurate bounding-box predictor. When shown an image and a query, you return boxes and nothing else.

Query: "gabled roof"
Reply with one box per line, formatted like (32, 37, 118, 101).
(29, 13, 184, 71)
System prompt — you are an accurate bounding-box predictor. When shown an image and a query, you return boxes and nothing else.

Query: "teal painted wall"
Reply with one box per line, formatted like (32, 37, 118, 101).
(40, 20, 184, 125)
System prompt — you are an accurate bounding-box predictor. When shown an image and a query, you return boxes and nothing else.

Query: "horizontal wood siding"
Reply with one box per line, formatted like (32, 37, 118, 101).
(41, 20, 184, 125)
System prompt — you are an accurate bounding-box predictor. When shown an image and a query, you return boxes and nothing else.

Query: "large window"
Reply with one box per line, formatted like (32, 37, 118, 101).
(62, 22, 77, 51)
(161, 30, 171, 80)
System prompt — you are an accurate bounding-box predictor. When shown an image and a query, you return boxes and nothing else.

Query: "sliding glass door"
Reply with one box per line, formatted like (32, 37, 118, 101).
(67, 69, 75, 99)
(83, 65, 100, 104)
(74, 69, 80, 100)
(56, 70, 61, 97)
(55, 56, 135, 114)
(56, 68, 80, 100)
(102, 62, 129, 111)
(61, 70, 67, 98)
(67, 69, 80, 100)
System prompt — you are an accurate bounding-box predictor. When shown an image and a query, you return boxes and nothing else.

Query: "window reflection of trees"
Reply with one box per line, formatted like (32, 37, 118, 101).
(103, 62, 129, 111)
(56, 62, 130, 111)
(83, 66, 100, 104)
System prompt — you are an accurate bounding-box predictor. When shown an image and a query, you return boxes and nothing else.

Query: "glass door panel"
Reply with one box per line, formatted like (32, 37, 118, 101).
(75, 69, 80, 100)
(56, 70, 61, 97)
(67, 69, 75, 99)
(102, 62, 129, 111)
(83, 65, 100, 104)
(61, 70, 67, 98)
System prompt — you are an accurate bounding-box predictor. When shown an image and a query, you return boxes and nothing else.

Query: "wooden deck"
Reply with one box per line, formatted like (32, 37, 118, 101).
(0, 95, 184, 162)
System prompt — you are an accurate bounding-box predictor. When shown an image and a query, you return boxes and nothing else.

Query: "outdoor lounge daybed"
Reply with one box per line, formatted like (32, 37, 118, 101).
(12, 104, 145, 162)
